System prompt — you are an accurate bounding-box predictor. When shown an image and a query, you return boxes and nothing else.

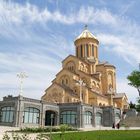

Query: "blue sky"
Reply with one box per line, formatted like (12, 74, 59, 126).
(0, 0, 140, 102)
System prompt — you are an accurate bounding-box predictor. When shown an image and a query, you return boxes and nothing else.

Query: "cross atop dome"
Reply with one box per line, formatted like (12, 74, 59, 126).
(84, 24, 88, 30)
(74, 25, 99, 44)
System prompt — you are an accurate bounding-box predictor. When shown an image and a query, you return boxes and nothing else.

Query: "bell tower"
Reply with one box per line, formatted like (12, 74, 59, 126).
(74, 25, 99, 62)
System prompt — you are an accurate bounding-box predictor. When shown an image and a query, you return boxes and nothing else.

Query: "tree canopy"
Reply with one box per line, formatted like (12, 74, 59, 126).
(127, 70, 140, 96)
(129, 101, 136, 109)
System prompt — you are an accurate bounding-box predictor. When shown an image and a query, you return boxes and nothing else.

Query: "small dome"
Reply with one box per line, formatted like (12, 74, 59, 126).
(74, 25, 99, 44)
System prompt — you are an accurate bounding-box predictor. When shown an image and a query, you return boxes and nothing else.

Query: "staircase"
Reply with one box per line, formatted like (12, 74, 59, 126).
(120, 116, 140, 127)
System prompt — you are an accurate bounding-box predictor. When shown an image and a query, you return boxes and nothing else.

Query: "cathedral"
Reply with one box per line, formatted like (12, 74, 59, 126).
(42, 26, 128, 110)
(0, 26, 129, 128)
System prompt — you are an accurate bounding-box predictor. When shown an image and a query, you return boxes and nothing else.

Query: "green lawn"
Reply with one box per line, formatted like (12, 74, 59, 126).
(51, 130, 140, 140)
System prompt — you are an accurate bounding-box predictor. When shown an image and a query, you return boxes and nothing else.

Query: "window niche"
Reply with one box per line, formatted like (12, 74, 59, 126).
(23, 107, 40, 124)
(0, 106, 14, 123)
(66, 61, 76, 72)
(60, 75, 70, 86)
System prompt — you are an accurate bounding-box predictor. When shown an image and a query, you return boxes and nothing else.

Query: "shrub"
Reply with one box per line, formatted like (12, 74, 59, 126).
(19, 125, 77, 133)
(3, 133, 50, 140)
(2, 132, 10, 140)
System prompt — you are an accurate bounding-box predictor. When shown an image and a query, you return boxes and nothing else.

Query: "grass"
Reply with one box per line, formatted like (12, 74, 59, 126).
(51, 130, 140, 140)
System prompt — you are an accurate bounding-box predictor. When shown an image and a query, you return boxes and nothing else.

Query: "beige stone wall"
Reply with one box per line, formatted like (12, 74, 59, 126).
(42, 28, 128, 110)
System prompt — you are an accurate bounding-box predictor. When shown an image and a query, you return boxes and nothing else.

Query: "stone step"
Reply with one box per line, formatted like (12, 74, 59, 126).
(120, 116, 140, 127)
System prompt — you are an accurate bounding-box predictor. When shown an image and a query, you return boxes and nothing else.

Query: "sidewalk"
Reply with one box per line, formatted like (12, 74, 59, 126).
(0, 126, 140, 139)
(79, 126, 140, 131)
(0, 126, 19, 139)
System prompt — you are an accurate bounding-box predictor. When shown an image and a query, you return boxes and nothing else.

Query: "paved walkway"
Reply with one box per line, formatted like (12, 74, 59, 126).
(0, 126, 19, 139)
(80, 126, 140, 131)
(0, 126, 140, 139)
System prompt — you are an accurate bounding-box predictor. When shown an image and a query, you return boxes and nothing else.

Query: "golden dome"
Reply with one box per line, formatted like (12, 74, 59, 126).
(74, 25, 99, 44)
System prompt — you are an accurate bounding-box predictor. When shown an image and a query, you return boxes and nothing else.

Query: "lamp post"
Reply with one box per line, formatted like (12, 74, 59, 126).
(76, 79, 86, 103)
(50, 114, 54, 140)
(17, 72, 28, 96)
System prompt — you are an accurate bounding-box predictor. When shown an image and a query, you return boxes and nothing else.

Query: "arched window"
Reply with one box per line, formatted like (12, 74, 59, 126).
(66, 61, 76, 72)
(80, 45, 83, 57)
(108, 72, 113, 89)
(61, 79, 64, 85)
(60, 111, 77, 125)
(92, 44, 94, 56)
(95, 112, 102, 126)
(85, 44, 87, 57)
(65, 78, 68, 85)
(73, 87, 78, 95)
(23, 107, 40, 124)
(84, 111, 92, 125)
(0, 106, 14, 123)
(60, 75, 70, 86)
(86, 44, 89, 57)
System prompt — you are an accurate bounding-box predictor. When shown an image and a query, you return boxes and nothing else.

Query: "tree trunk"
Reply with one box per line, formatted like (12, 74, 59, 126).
(138, 88, 140, 96)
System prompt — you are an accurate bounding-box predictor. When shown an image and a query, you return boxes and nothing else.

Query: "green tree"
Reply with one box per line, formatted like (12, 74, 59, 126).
(129, 101, 136, 109)
(127, 70, 140, 96)
(136, 98, 140, 112)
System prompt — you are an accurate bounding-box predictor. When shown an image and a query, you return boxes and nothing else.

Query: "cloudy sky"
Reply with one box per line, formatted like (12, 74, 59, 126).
(0, 0, 140, 102)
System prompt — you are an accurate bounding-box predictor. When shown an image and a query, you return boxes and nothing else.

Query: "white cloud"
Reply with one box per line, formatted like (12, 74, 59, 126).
(98, 34, 140, 65)
(0, 0, 140, 102)
(0, 0, 139, 65)
(117, 78, 138, 103)
(0, 1, 117, 25)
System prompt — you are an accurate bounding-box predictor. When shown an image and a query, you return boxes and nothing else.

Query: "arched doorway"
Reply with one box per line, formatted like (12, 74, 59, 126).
(45, 110, 57, 126)
(95, 112, 102, 126)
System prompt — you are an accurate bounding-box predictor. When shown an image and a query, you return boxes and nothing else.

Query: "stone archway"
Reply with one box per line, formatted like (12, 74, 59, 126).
(45, 110, 57, 126)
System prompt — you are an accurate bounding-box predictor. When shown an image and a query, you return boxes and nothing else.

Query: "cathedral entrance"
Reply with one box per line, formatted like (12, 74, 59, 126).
(45, 110, 57, 126)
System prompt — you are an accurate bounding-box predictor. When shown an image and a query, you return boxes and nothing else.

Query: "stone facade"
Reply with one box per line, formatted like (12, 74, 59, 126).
(42, 26, 129, 110)
(0, 95, 121, 128)
(0, 26, 128, 128)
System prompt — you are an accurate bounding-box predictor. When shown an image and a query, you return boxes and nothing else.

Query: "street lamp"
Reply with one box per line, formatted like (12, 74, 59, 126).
(76, 79, 86, 103)
(50, 114, 54, 140)
(17, 72, 28, 96)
